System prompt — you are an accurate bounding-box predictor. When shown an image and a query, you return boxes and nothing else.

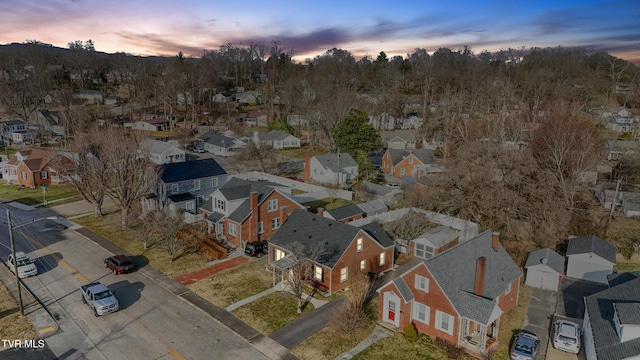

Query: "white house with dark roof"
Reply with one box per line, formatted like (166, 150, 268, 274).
(303, 153, 358, 185)
(1, 120, 35, 144)
(583, 273, 640, 360)
(410, 226, 460, 260)
(321, 203, 363, 223)
(376, 231, 522, 357)
(253, 130, 301, 149)
(199, 130, 246, 157)
(524, 248, 565, 291)
(604, 140, 640, 161)
(566, 235, 616, 284)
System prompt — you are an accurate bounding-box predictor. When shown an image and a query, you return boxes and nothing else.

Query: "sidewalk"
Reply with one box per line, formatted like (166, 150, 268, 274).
(0, 263, 58, 339)
(225, 282, 329, 312)
(335, 326, 392, 359)
(174, 252, 248, 285)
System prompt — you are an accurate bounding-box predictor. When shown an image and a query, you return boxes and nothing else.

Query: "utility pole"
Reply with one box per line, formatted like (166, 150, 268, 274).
(6, 209, 24, 315)
(604, 178, 622, 237)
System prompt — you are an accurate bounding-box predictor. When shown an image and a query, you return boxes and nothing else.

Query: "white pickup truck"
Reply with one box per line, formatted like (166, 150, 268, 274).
(80, 282, 119, 316)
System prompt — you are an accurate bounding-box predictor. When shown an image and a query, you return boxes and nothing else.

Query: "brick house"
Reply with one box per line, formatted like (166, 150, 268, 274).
(4, 147, 76, 188)
(377, 231, 522, 357)
(201, 178, 305, 249)
(320, 204, 364, 223)
(382, 148, 439, 179)
(269, 209, 395, 295)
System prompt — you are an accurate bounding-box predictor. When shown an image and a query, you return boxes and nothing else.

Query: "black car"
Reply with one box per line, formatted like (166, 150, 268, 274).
(245, 241, 268, 257)
(104, 255, 135, 274)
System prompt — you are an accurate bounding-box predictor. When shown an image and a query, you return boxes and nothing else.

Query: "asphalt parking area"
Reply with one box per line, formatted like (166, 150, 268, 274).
(523, 287, 556, 359)
(556, 278, 607, 320)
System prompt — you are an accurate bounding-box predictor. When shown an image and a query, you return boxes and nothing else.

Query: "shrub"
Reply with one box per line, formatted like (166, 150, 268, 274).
(332, 302, 369, 336)
(404, 322, 418, 342)
(435, 337, 466, 359)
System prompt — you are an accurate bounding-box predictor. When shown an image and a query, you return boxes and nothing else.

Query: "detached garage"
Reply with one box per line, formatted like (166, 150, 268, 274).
(566, 235, 616, 285)
(525, 248, 565, 291)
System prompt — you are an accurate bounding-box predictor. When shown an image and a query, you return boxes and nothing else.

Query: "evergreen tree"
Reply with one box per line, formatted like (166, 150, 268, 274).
(333, 108, 380, 156)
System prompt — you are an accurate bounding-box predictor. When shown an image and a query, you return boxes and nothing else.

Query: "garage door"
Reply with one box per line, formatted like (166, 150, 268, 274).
(526, 268, 560, 290)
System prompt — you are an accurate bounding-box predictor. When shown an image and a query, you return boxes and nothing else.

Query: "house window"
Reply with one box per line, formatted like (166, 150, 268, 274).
(216, 199, 226, 211)
(11, 168, 16, 175)
(172, 184, 178, 193)
(314, 265, 323, 281)
(274, 249, 285, 261)
(340, 267, 348, 283)
(409, 157, 414, 164)
(211, 178, 218, 187)
(197, 195, 204, 205)
(413, 302, 430, 325)
(194, 180, 200, 190)
(271, 217, 280, 229)
(400, 168, 405, 175)
(228, 223, 238, 236)
(258, 222, 263, 234)
(360, 259, 366, 271)
(436, 311, 454, 335)
(416, 275, 429, 293)
(186, 201, 194, 210)
(40, 171, 47, 179)
(268, 199, 278, 211)
(379, 252, 386, 266)
(415, 243, 435, 259)
(21, 172, 27, 180)
(504, 282, 512, 295)
(356, 237, 363, 252)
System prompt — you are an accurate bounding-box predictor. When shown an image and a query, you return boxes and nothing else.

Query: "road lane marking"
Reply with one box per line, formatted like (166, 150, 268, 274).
(18, 230, 90, 284)
(37, 326, 56, 335)
(168, 348, 186, 360)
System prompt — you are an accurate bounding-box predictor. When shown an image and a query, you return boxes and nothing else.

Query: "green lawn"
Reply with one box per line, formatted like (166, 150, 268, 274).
(280, 148, 328, 160)
(353, 333, 454, 360)
(73, 211, 207, 276)
(303, 198, 354, 212)
(232, 291, 314, 335)
(0, 183, 80, 205)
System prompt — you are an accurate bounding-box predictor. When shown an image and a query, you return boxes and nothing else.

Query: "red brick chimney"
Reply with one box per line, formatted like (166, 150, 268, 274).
(317, 207, 324, 217)
(474, 256, 486, 297)
(250, 191, 259, 210)
(279, 206, 288, 224)
(492, 232, 500, 252)
(303, 153, 311, 182)
(248, 192, 259, 241)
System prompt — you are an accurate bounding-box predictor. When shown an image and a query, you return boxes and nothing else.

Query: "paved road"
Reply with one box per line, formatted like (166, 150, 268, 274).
(0, 204, 269, 360)
(523, 287, 556, 359)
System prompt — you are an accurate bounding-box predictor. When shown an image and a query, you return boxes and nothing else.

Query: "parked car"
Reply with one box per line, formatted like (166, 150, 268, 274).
(104, 255, 135, 275)
(510, 330, 539, 360)
(553, 319, 580, 353)
(7, 251, 38, 278)
(286, 176, 304, 182)
(245, 240, 267, 257)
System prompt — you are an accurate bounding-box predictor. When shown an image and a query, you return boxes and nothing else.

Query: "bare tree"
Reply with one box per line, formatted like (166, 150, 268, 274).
(238, 141, 276, 172)
(140, 209, 190, 262)
(285, 242, 331, 314)
(98, 127, 151, 229)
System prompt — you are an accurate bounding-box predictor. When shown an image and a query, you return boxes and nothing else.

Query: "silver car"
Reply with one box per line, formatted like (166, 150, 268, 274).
(553, 319, 580, 353)
(7, 251, 38, 278)
(510, 330, 539, 360)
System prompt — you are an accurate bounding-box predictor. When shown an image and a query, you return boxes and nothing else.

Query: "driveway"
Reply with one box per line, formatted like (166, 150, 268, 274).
(522, 287, 556, 359)
(556, 278, 607, 320)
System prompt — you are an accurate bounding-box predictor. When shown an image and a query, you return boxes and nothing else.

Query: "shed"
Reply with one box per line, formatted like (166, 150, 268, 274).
(525, 248, 565, 291)
(566, 236, 616, 284)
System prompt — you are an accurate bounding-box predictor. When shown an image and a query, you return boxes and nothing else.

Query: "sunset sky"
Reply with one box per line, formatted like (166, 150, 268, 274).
(1, 0, 639, 63)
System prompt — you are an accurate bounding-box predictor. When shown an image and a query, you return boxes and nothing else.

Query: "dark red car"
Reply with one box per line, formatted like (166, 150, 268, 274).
(104, 255, 135, 274)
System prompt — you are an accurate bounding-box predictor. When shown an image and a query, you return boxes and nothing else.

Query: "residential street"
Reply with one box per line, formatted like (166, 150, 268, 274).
(0, 203, 270, 360)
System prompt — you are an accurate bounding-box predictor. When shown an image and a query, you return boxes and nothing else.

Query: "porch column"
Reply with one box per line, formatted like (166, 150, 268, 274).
(480, 324, 487, 352)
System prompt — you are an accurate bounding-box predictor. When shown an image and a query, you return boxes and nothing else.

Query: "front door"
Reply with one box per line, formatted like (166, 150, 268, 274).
(383, 292, 400, 327)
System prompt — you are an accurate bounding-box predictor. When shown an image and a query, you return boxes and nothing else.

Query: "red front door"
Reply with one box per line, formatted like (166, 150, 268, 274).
(388, 301, 396, 321)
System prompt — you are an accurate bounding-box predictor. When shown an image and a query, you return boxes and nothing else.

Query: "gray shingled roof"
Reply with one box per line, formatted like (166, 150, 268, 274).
(525, 248, 565, 274)
(219, 177, 275, 202)
(614, 302, 640, 325)
(199, 130, 237, 149)
(607, 271, 640, 287)
(168, 193, 195, 203)
(157, 158, 226, 183)
(387, 149, 435, 166)
(415, 226, 459, 248)
(357, 199, 387, 215)
(584, 278, 640, 360)
(227, 200, 251, 223)
(269, 209, 392, 268)
(258, 130, 292, 141)
(326, 203, 363, 221)
(567, 236, 616, 264)
(425, 230, 523, 324)
(206, 211, 225, 223)
(314, 153, 357, 172)
(359, 222, 394, 248)
(606, 140, 640, 153)
(393, 278, 414, 302)
(140, 139, 180, 155)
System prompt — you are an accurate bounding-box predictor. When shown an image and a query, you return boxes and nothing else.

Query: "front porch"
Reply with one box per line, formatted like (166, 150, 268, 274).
(459, 317, 499, 357)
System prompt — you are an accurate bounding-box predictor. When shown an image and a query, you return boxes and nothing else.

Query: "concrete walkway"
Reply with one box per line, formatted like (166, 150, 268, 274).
(335, 326, 392, 360)
(226, 282, 329, 312)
